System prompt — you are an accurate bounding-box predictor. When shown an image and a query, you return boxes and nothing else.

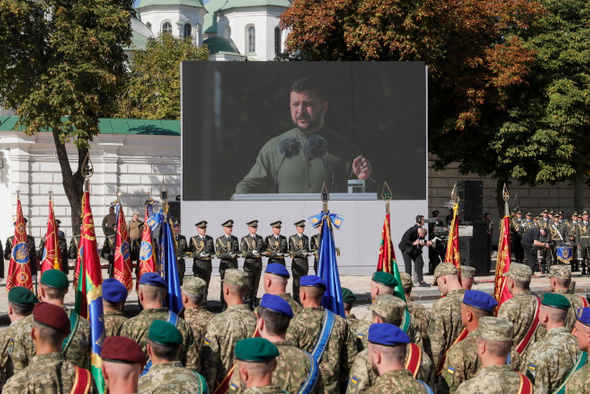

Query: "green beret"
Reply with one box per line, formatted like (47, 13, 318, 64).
(341, 288, 356, 305)
(8, 287, 39, 307)
(148, 320, 183, 347)
(41, 269, 69, 290)
(235, 337, 279, 362)
(372, 272, 398, 288)
(541, 293, 571, 310)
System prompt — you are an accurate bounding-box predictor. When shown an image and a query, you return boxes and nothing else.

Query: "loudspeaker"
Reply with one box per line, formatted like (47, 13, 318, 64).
(459, 222, 489, 275)
(459, 248, 488, 275)
(457, 181, 483, 222)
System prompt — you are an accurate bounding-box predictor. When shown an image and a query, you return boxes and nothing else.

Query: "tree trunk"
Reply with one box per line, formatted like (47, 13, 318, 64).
(52, 129, 86, 238)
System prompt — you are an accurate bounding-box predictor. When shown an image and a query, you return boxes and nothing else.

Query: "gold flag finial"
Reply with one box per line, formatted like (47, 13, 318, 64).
(382, 182, 392, 214)
(48, 188, 53, 202)
(116, 187, 122, 202)
(451, 183, 459, 202)
(160, 180, 169, 214)
(321, 183, 329, 214)
(82, 152, 94, 192)
(503, 183, 510, 216)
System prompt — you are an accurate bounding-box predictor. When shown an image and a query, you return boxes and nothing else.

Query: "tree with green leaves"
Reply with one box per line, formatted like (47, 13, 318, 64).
(0, 0, 133, 232)
(116, 34, 209, 120)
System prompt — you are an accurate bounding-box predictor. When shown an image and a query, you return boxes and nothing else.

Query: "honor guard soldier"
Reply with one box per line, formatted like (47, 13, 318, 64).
(189, 220, 215, 299)
(216, 220, 240, 310)
(523, 211, 537, 231)
(0, 287, 39, 386)
(3, 302, 98, 394)
(102, 278, 129, 337)
(172, 220, 188, 285)
(310, 228, 321, 272)
(289, 220, 310, 302)
(101, 336, 146, 394)
(101, 223, 116, 278)
(575, 211, 590, 275)
(262, 263, 303, 316)
(4, 218, 37, 280)
(11, 269, 91, 371)
(234, 338, 283, 393)
(264, 221, 288, 265)
(521, 293, 578, 394)
(128, 210, 144, 263)
(119, 273, 198, 372)
(138, 321, 208, 393)
(202, 269, 256, 391)
(181, 277, 215, 355)
(228, 294, 324, 393)
(455, 317, 533, 394)
(68, 224, 83, 261)
(548, 265, 588, 331)
(511, 210, 526, 263)
(37, 219, 69, 274)
(539, 209, 550, 229)
(565, 307, 590, 392)
(241, 220, 265, 309)
(566, 212, 579, 259)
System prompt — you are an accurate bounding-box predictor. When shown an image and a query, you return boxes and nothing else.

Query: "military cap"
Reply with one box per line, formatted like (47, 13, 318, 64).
(132, 210, 140, 215)
(372, 271, 398, 288)
(55, 219, 62, 226)
(369, 294, 406, 322)
(40, 269, 69, 290)
(259, 294, 294, 319)
(8, 287, 39, 307)
(181, 276, 207, 295)
(557, 211, 564, 216)
(478, 316, 513, 342)
(342, 288, 356, 305)
(246, 220, 258, 227)
(224, 269, 249, 286)
(399, 272, 413, 290)
(139, 272, 166, 288)
(235, 337, 279, 362)
(103, 278, 128, 304)
(195, 220, 208, 228)
(582, 211, 590, 216)
(526, 211, 533, 216)
(432, 263, 459, 285)
(548, 210, 555, 215)
(432, 210, 440, 216)
(34, 302, 70, 335)
(222, 219, 234, 227)
(148, 320, 183, 347)
(265, 263, 290, 279)
(102, 336, 146, 365)
(368, 323, 410, 346)
(576, 307, 590, 327)
(548, 265, 571, 280)
(270, 220, 282, 228)
(502, 263, 532, 282)
(541, 293, 571, 310)
(515, 209, 523, 214)
(572, 212, 580, 217)
(300, 275, 326, 290)
(463, 290, 498, 312)
(542, 209, 549, 214)
(173, 219, 180, 227)
(294, 220, 306, 227)
(461, 266, 476, 279)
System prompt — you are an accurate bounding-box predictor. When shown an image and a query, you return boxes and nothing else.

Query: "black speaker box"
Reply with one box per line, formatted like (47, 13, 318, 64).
(457, 181, 483, 222)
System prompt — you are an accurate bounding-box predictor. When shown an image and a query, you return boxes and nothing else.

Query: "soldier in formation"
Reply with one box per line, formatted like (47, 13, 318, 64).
(189, 220, 215, 299)
(241, 220, 264, 309)
(101, 336, 146, 394)
(215, 220, 240, 309)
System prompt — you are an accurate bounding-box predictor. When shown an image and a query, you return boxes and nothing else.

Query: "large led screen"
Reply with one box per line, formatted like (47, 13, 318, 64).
(181, 62, 427, 201)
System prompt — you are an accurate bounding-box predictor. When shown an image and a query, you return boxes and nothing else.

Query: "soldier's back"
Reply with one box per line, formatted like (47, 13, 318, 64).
(455, 365, 525, 394)
(0, 325, 16, 386)
(565, 361, 590, 393)
(9, 314, 35, 373)
(364, 369, 427, 394)
(556, 289, 584, 331)
(427, 289, 466, 370)
(497, 291, 542, 352)
(61, 309, 92, 369)
(138, 361, 207, 393)
(184, 306, 215, 354)
(103, 310, 128, 337)
(407, 300, 431, 353)
(277, 293, 302, 316)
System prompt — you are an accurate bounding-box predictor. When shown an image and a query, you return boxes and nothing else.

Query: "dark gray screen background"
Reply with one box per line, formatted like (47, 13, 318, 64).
(181, 62, 427, 201)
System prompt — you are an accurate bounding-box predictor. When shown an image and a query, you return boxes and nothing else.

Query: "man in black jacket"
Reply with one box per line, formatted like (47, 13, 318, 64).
(398, 215, 431, 287)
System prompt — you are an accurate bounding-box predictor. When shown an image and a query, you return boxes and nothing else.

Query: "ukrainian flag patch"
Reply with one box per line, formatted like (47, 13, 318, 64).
(204, 338, 210, 346)
(447, 367, 455, 374)
(230, 383, 238, 389)
(357, 333, 365, 339)
(351, 376, 359, 385)
(528, 364, 536, 371)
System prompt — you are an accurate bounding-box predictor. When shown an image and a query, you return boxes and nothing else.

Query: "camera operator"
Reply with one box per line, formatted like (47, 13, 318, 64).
(427, 210, 446, 273)
(398, 216, 432, 287)
(521, 226, 550, 278)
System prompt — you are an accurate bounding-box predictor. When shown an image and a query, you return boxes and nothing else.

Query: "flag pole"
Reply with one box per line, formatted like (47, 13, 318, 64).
(321, 183, 329, 214)
(382, 181, 392, 215)
(503, 183, 510, 217)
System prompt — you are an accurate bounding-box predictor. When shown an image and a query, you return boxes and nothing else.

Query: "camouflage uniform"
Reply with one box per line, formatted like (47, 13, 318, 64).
(428, 289, 466, 371)
(103, 310, 127, 337)
(277, 293, 302, 316)
(346, 314, 359, 334)
(497, 290, 545, 356)
(202, 304, 257, 390)
(119, 307, 199, 371)
(521, 326, 578, 394)
(556, 288, 584, 332)
(565, 362, 590, 393)
(138, 361, 207, 393)
(455, 364, 526, 394)
(2, 352, 97, 394)
(11, 307, 91, 371)
(184, 306, 215, 355)
(286, 306, 356, 393)
(243, 387, 285, 393)
(0, 324, 16, 386)
(355, 310, 424, 352)
(407, 299, 431, 357)
(229, 339, 324, 394)
(363, 369, 427, 394)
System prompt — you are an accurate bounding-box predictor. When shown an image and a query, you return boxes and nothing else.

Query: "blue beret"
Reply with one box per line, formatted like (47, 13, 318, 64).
(139, 272, 166, 288)
(368, 323, 410, 346)
(462, 290, 498, 312)
(265, 263, 290, 279)
(259, 294, 294, 319)
(103, 278, 128, 304)
(300, 275, 326, 290)
(577, 307, 590, 327)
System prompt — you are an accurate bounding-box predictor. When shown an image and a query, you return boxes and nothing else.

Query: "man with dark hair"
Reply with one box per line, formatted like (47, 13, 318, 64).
(399, 215, 431, 287)
(102, 278, 128, 337)
(235, 77, 374, 194)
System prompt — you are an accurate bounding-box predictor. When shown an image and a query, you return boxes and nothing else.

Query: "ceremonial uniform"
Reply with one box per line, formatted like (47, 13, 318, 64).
(364, 369, 428, 394)
(428, 288, 466, 372)
(173, 231, 188, 285)
(128, 217, 144, 262)
(289, 225, 310, 302)
(455, 364, 528, 394)
(68, 234, 80, 260)
(241, 226, 265, 308)
(101, 235, 115, 277)
(510, 215, 526, 263)
(310, 234, 320, 272)
(201, 304, 257, 390)
(4, 235, 37, 278)
(264, 234, 288, 265)
(189, 230, 215, 296)
(138, 361, 207, 393)
(216, 232, 240, 306)
(184, 306, 215, 355)
(575, 219, 590, 273)
(103, 310, 127, 337)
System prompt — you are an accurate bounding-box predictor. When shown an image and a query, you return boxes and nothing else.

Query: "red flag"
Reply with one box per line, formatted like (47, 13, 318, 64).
(377, 212, 405, 301)
(41, 199, 62, 273)
(7, 197, 33, 291)
(113, 205, 132, 291)
(445, 203, 462, 274)
(136, 201, 158, 290)
(494, 215, 513, 309)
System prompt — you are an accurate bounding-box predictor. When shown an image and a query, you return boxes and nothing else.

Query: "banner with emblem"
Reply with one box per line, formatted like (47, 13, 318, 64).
(137, 198, 159, 290)
(7, 196, 33, 292)
(40, 198, 61, 273)
(76, 191, 106, 392)
(113, 202, 133, 291)
(494, 215, 513, 308)
(376, 212, 405, 302)
(445, 202, 462, 273)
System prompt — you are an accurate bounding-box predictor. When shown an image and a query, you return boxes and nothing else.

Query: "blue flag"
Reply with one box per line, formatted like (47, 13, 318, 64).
(309, 211, 345, 317)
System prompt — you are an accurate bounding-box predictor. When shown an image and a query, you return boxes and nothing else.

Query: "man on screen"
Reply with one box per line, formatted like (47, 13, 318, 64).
(234, 77, 375, 194)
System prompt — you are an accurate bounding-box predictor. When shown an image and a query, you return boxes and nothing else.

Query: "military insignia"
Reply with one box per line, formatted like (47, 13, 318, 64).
(351, 376, 359, 385)
(357, 332, 365, 339)
(204, 338, 210, 346)
(528, 364, 536, 371)
(12, 243, 29, 264)
(447, 367, 455, 374)
(230, 383, 238, 390)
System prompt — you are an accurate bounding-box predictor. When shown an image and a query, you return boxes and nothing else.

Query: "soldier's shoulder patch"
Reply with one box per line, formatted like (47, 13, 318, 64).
(350, 376, 359, 385)
(230, 383, 239, 390)
(357, 332, 365, 339)
(204, 338, 211, 346)
(447, 366, 455, 374)
(528, 364, 536, 371)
